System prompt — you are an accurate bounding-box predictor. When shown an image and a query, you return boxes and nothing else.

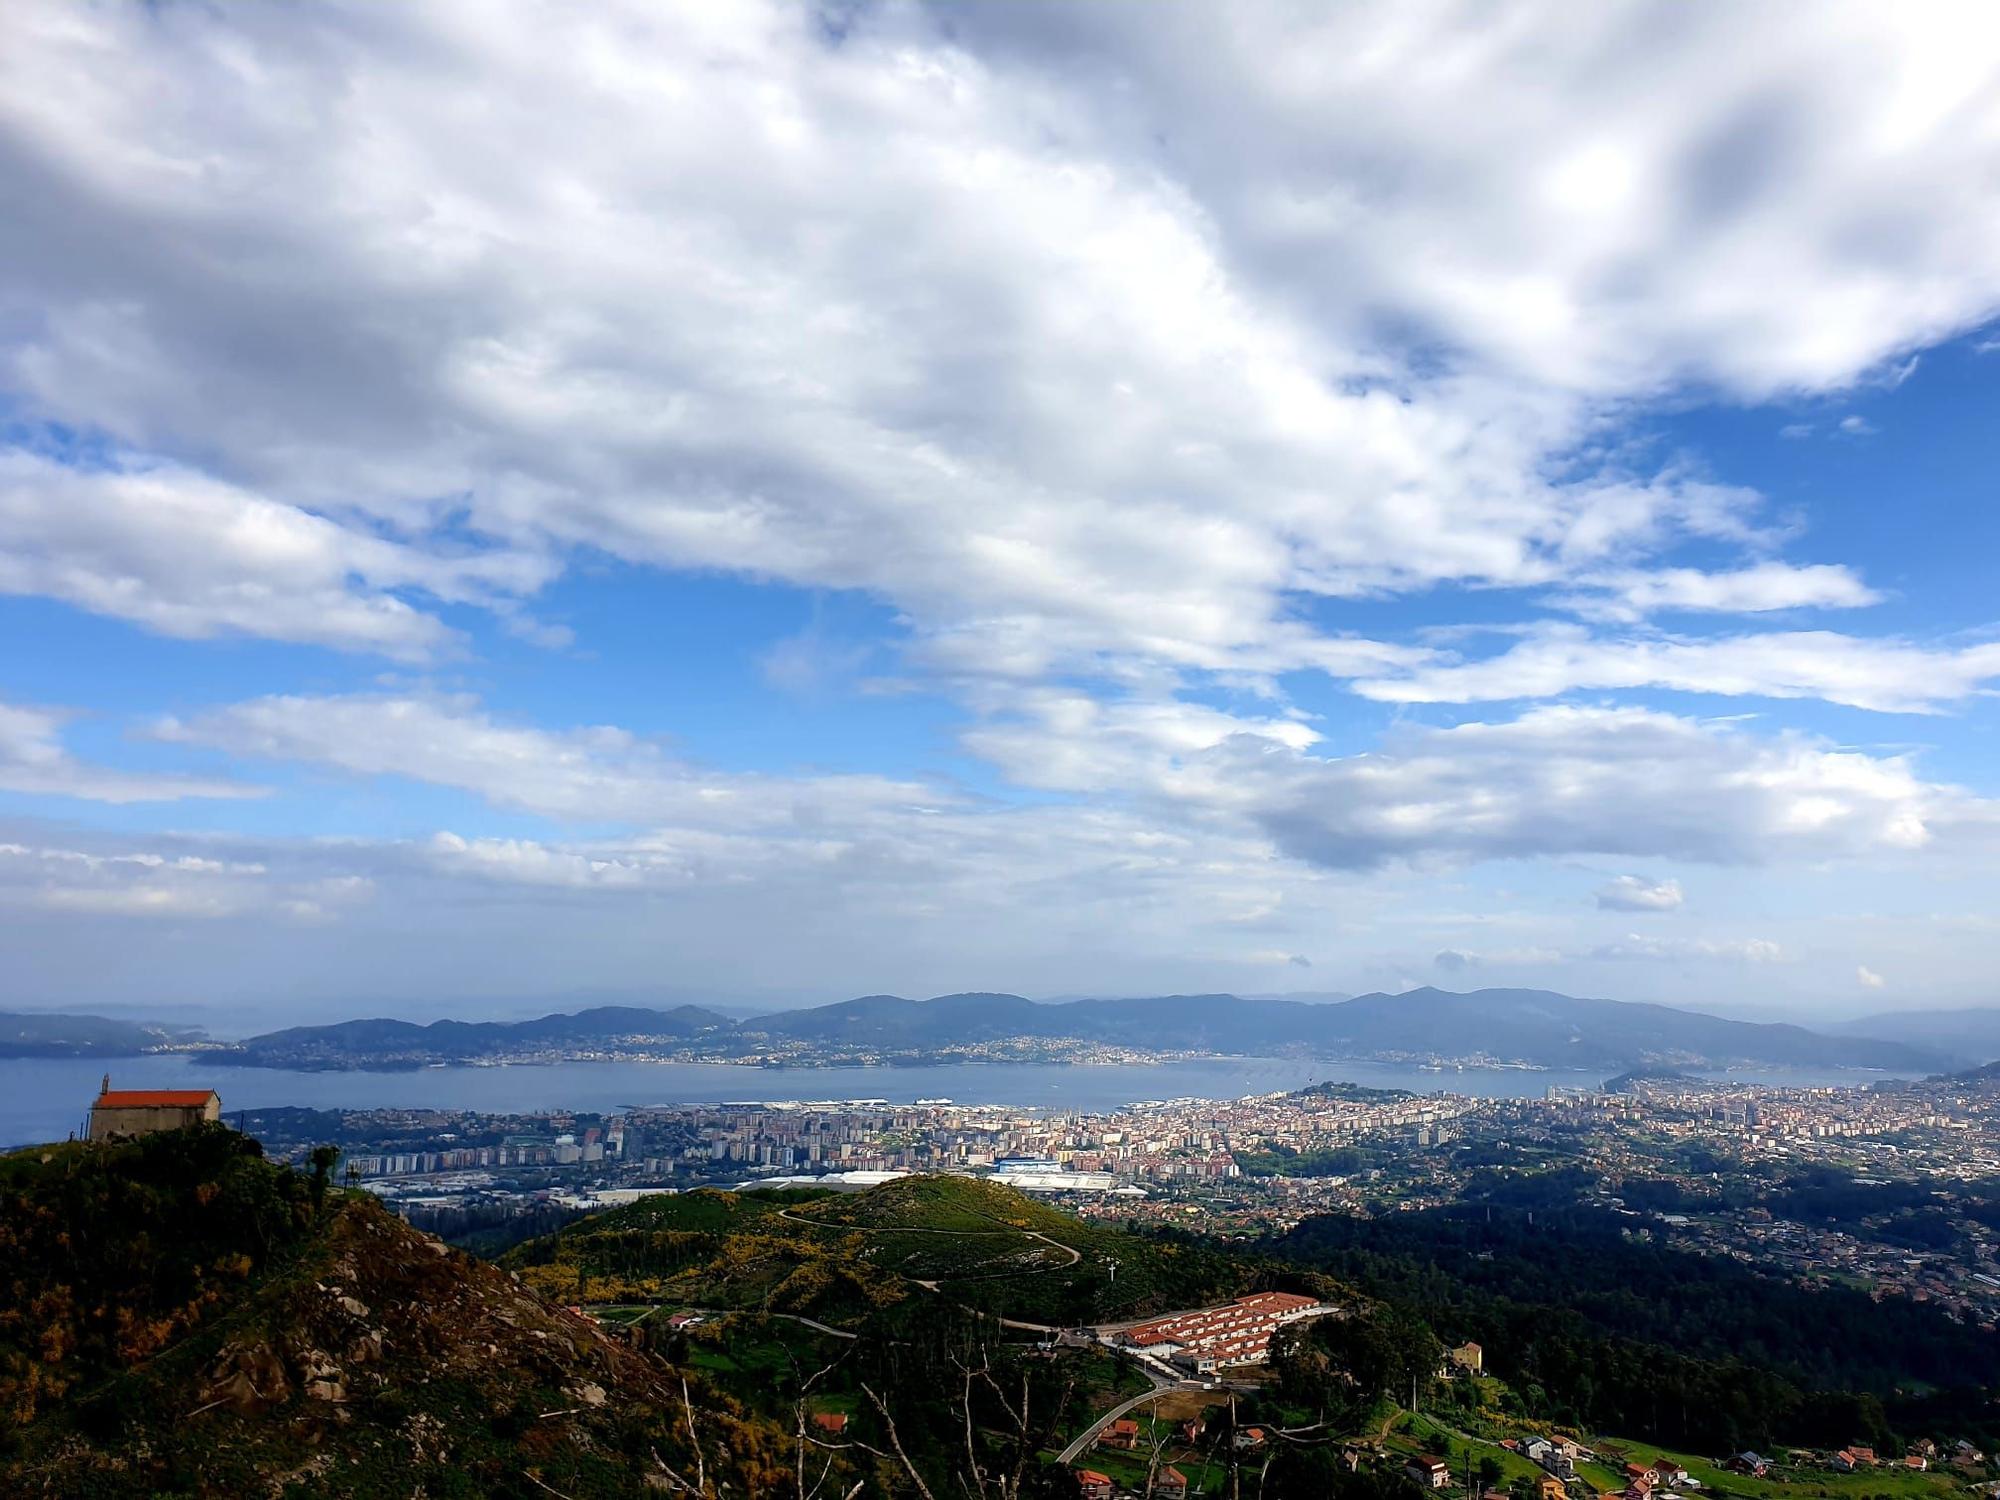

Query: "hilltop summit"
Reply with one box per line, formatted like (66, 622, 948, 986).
(0, 1126, 795, 1497)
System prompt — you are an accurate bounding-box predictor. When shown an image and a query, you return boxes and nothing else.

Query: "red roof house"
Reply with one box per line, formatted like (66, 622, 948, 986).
(88, 1078, 222, 1141)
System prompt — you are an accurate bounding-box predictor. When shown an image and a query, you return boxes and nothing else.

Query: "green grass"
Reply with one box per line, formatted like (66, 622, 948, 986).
(854, 1229, 1073, 1281)
(1380, 1412, 1549, 1489)
(783, 1175, 1082, 1235)
(1580, 1440, 1959, 1500)
(505, 1172, 1310, 1333)
(1050, 1446, 1226, 1497)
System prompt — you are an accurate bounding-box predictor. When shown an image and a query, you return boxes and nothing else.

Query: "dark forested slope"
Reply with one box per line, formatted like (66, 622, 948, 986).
(0, 1126, 799, 1498)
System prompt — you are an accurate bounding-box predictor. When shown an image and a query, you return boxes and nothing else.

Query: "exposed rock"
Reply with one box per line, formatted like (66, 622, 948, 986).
(202, 1340, 291, 1415)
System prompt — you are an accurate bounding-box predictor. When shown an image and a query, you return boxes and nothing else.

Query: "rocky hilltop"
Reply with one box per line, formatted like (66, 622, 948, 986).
(0, 1126, 796, 1498)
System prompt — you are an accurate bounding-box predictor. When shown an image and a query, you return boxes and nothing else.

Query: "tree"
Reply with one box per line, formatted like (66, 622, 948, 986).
(307, 1145, 341, 1213)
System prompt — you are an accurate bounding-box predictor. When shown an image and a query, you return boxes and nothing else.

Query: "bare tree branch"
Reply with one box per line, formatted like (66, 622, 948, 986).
(680, 1376, 707, 1496)
(864, 1381, 939, 1500)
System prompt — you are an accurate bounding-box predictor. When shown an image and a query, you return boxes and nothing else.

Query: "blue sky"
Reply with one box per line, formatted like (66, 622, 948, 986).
(2, 1, 2000, 1027)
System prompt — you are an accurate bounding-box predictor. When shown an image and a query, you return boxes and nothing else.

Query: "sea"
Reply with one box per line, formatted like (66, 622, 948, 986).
(0, 1052, 1872, 1150)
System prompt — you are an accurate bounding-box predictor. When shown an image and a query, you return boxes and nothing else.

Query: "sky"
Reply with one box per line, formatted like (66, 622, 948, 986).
(2, 1, 2000, 1028)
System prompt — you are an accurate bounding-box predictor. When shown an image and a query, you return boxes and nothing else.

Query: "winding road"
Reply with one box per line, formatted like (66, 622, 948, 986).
(1054, 1372, 1189, 1466)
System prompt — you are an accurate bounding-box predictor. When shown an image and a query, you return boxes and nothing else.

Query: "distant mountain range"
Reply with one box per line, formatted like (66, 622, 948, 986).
(10, 989, 1984, 1073)
(729, 986, 1948, 1072)
(1834, 1008, 2000, 1067)
(0, 1010, 203, 1058)
(210, 1004, 734, 1070)
(90, 985, 1965, 1074)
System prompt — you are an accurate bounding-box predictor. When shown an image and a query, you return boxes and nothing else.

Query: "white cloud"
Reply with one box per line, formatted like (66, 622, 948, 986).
(1353, 627, 2000, 712)
(0, 698, 256, 804)
(1588, 934, 1786, 963)
(1194, 705, 1981, 870)
(959, 688, 1325, 795)
(1558, 563, 1882, 622)
(158, 691, 1998, 885)
(0, 1, 1991, 685)
(0, 836, 310, 920)
(1857, 964, 1886, 988)
(953, 2, 2000, 397)
(0, 450, 554, 658)
(425, 832, 658, 890)
(1596, 875, 1685, 912)
(156, 692, 940, 829)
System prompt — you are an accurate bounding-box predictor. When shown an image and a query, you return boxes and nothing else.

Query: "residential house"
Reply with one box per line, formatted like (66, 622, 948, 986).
(1234, 1426, 1268, 1451)
(810, 1412, 847, 1436)
(1075, 1471, 1114, 1500)
(1539, 1475, 1569, 1500)
(1726, 1454, 1770, 1478)
(1651, 1461, 1689, 1487)
(1100, 1418, 1142, 1452)
(1151, 1467, 1189, 1499)
(1531, 1442, 1576, 1481)
(1407, 1456, 1451, 1490)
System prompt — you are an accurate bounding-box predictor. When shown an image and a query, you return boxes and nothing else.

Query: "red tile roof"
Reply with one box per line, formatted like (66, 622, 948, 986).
(94, 1089, 219, 1108)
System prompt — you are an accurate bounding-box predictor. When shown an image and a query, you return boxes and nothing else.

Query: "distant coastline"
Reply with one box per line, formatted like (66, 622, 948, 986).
(12, 984, 1955, 1077)
(1, 1050, 1887, 1152)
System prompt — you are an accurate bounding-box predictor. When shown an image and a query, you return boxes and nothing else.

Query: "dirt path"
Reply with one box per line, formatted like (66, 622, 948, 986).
(772, 1203, 1083, 1271)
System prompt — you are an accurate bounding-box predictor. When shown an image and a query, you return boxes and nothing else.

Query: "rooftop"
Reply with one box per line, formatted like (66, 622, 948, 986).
(93, 1089, 219, 1109)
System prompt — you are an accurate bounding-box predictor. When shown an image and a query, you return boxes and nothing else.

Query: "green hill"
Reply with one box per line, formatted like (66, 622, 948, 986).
(508, 1172, 1328, 1330)
(0, 1127, 805, 1498)
(777, 1171, 1086, 1233)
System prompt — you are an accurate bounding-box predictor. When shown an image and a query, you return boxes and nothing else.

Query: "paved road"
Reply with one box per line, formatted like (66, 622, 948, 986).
(1055, 1374, 1183, 1467)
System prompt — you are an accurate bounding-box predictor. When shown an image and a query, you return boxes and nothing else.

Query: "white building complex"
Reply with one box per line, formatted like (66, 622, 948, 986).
(1114, 1292, 1336, 1373)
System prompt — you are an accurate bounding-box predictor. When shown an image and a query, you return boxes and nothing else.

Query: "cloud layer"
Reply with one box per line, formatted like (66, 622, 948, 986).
(0, 2, 1997, 1009)
(2, 0, 1995, 685)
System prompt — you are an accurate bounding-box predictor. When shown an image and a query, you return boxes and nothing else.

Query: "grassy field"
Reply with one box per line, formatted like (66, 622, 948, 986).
(1375, 1407, 1560, 1495)
(786, 1175, 1082, 1234)
(1578, 1440, 1962, 1500)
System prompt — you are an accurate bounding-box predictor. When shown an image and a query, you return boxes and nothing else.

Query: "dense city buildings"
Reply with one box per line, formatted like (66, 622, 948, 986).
(229, 1063, 2000, 1330)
